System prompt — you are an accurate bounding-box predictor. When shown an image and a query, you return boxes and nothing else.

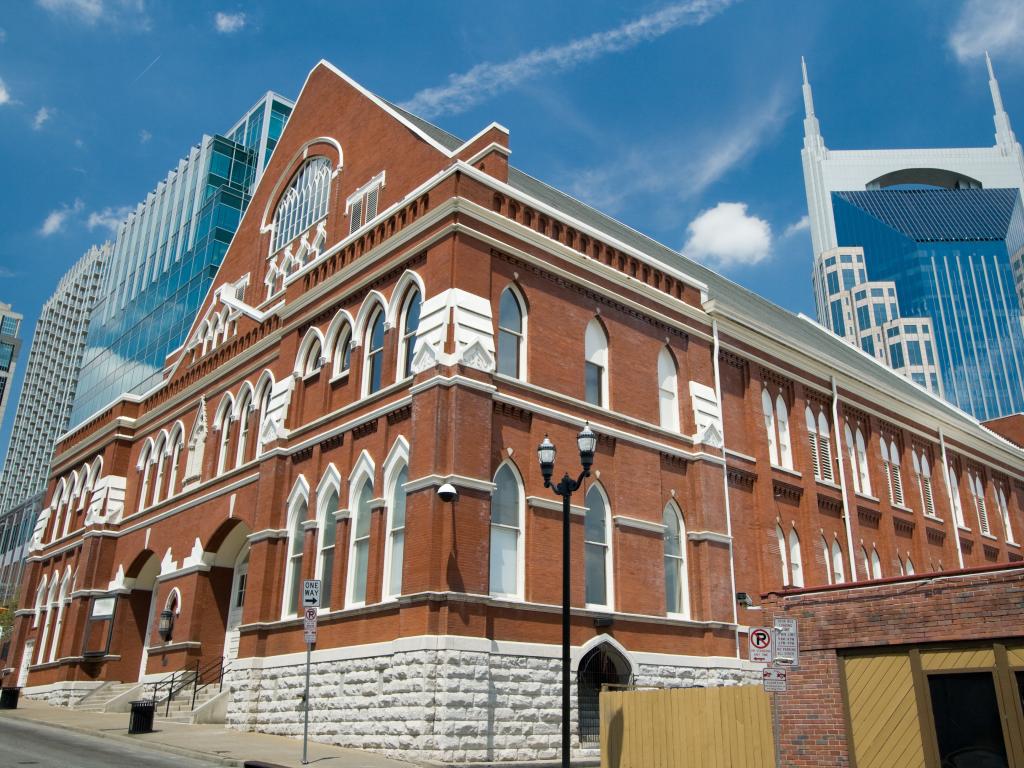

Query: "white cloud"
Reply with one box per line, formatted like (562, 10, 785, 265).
(0, 78, 9, 106)
(0, 28, 7, 43)
(0, 267, 15, 278)
(401, 0, 735, 118)
(683, 202, 772, 269)
(36, 0, 104, 24)
(33, 107, 54, 130)
(139, 128, 151, 144)
(87, 205, 132, 234)
(36, 0, 150, 29)
(562, 88, 790, 216)
(214, 11, 246, 33)
(39, 199, 84, 237)
(949, 0, 1024, 63)
(783, 214, 809, 238)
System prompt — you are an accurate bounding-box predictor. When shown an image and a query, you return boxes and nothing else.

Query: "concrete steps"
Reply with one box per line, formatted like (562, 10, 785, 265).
(74, 682, 140, 712)
(156, 686, 224, 723)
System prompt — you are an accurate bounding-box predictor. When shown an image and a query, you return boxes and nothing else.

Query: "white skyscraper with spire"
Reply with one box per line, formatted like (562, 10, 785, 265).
(801, 56, 1024, 421)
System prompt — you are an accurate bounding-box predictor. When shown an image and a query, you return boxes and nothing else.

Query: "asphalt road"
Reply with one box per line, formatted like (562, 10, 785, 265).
(0, 716, 221, 768)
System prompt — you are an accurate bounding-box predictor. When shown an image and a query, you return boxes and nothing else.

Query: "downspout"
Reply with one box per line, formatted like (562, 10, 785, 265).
(711, 320, 740, 657)
(939, 427, 966, 569)
(831, 376, 858, 580)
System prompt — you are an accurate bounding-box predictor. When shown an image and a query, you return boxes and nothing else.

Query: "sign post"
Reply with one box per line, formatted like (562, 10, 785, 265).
(301, 580, 321, 765)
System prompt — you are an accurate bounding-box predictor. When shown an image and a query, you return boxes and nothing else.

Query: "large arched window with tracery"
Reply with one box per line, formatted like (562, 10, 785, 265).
(272, 157, 332, 253)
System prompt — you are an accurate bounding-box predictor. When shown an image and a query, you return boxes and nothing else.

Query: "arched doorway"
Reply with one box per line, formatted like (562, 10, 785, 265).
(126, 552, 160, 681)
(224, 546, 249, 663)
(577, 642, 633, 745)
(205, 520, 251, 664)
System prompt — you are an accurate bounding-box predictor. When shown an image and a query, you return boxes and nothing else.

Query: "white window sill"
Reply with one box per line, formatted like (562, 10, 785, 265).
(770, 464, 801, 478)
(855, 492, 880, 503)
(489, 592, 524, 602)
(301, 368, 323, 382)
(1007, 540, 1020, 549)
(958, 525, 972, 533)
(981, 533, 998, 541)
(923, 514, 944, 523)
(329, 370, 350, 384)
(891, 504, 914, 514)
(666, 611, 691, 621)
(585, 603, 613, 612)
(815, 479, 841, 491)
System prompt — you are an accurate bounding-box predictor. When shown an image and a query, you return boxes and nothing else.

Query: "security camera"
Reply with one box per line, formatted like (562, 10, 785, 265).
(437, 483, 459, 503)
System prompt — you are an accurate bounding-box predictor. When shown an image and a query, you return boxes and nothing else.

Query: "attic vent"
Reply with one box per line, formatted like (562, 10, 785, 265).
(348, 171, 385, 235)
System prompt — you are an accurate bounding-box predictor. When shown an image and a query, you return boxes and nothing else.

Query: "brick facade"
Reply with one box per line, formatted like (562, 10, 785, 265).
(5, 61, 1024, 761)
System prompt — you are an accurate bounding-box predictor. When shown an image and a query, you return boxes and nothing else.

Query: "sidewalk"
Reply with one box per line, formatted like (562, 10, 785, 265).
(0, 698, 418, 768)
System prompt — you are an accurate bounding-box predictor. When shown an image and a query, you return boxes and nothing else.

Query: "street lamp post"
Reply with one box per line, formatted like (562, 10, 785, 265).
(537, 423, 597, 768)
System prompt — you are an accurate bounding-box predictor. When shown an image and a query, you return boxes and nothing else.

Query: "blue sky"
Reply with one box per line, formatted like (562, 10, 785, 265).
(0, 0, 1021, 465)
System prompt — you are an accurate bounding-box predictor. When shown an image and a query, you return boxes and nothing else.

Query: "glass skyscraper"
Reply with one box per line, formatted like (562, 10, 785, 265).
(802, 55, 1024, 420)
(70, 93, 293, 426)
(832, 188, 1024, 419)
(0, 303, 22, 438)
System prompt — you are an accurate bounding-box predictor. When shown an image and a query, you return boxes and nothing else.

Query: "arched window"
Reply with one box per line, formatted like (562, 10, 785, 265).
(398, 289, 421, 380)
(948, 465, 966, 527)
(663, 503, 688, 617)
(776, 524, 789, 587)
(316, 488, 339, 609)
(998, 485, 1016, 544)
(905, 556, 915, 575)
(138, 442, 153, 512)
(788, 529, 803, 587)
(215, 396, 234, 475)
(820, 535, 832, 584)
(860, 546, 871, 580)
(48, 570, 72, 662)
(32, 575, 47, 628)
(384, 466, 408, 598)
(584, 319, 608, 407)
(776, 395, 792, 470)
(762, 390, 779, 464)
(870, 547, 882, 579)
(489, 464, 524, 599)
(806, 407, 833, 482)
(657, 348, 679, 431)
(364, 308, 386, 395)
(971, 472, 990, 535)
(881, 438, 904, 506)
(855, 428, 871, 495)
(300, 336, 323, 377)
(168, 426, 184, 497)
(347, 480, 374, 606)
(831, 538, 845, 583)
(152, 435, 167, 506)
(235, 391, 252, 467)
(37, 576, 59, 665)
(913, 451, 935, 517)
(282, 487, 307, 618)
(255, 375, 273, 457)
(845, 424, 860, 493)
(333, 324, 352, 377)
(272, 156, 332, 253)
(584, 486, 612, 609)
(897, 554, 905, 576)
(497, 286, 525, 379)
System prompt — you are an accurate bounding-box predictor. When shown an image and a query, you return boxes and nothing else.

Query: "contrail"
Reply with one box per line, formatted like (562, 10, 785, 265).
(132, 54, 161, 84)
(400, 0, 736, 119)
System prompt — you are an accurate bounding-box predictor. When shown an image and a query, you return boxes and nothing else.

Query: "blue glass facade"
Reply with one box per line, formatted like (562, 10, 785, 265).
(69, 94, 292, 427)
(833, 188, 1024, 420)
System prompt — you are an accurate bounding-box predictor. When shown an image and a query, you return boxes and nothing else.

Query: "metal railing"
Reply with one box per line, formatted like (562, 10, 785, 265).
(190, 656, 227, 711)
(150, 664, 198, 717)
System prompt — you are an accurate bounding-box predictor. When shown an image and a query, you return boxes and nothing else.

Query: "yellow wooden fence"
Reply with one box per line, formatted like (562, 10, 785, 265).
(600, 685, 775, 768)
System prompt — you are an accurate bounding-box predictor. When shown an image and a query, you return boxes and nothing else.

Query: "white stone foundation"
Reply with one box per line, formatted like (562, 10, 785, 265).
(225, 638, 759, 764)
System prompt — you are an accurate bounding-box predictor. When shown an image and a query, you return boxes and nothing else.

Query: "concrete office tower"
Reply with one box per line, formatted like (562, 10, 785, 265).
(69, 92, 294, 428)
(0, 303, 22, 436)
(0, 244, 109, 513)
(802, 55, 1024, 420)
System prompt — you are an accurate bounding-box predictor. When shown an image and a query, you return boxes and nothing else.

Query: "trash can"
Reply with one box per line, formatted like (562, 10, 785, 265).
(128, 699, 156, 734)
(0, 687, 20, 709)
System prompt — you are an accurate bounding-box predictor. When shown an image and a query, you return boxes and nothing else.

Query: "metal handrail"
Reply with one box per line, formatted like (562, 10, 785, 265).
(190, 656, 227, 711)
(149, 661, 199, 716)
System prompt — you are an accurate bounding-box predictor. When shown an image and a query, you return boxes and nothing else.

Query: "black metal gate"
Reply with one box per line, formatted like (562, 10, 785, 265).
(577, 644, 633, 744)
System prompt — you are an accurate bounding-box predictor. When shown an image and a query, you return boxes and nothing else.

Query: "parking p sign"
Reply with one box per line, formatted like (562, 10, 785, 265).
(748, 627, 774, 664)
(302, 579, 322, 609)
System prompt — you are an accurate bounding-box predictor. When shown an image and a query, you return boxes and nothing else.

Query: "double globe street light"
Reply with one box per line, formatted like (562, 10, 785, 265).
(537, 422, 598, 768)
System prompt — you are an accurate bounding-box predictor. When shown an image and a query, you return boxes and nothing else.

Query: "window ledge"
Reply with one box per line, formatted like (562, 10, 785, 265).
(855, 492, 880, 503)
(301, 368, 322, 382)
(981, 533, 999, 541)
(1007, 540, 1020, 549)
(329, 370, 350, 385)
(923, 514, 944, 523)
(958, 525, 972, 533)
(770, 464, 801, 478)
(891, 504, 914, 515)
(815, 479, 842, 491)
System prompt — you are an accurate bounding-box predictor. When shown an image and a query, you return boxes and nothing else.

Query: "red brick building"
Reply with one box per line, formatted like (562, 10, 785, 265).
(5, 61, 1024, 762)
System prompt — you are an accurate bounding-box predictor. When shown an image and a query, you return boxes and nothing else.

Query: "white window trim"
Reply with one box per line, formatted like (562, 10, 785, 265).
(489, 461, 526, 602)
(497, 285, 528, 382)
(280, 478, 309, 620)
(345, 451, 376, 609)
(583, 484, 614, 611)
(664, 501, 690, 619)
(313, 464, 342, 614)
(381, 438, 410, 601)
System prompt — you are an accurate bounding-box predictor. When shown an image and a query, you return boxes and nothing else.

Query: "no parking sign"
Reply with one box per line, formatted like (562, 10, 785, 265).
(748, 627, 774, 664)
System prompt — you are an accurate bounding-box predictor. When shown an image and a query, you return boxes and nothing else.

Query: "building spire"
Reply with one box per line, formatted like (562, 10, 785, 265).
(987, 51, 1016, 151)
(801, 56, 825, 154)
